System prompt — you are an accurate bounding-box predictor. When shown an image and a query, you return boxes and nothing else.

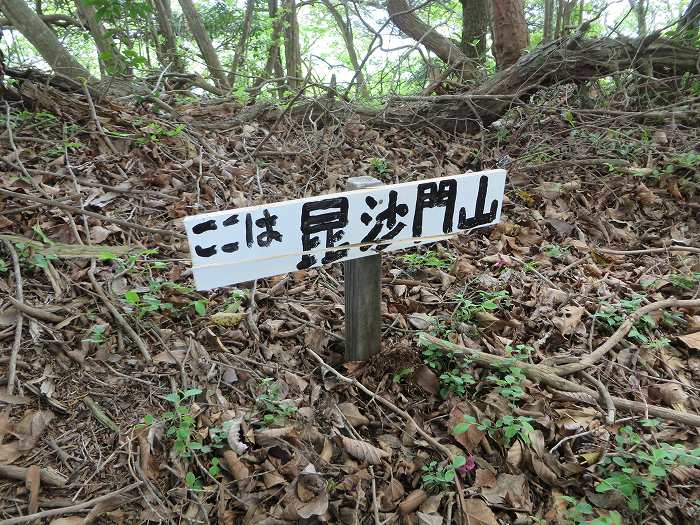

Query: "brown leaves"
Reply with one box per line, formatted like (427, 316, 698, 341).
(462, 499, 498, 525)
(0, 410, 53, 465)
(284, 464, 329, 520)
(552, 305, 586, 335)
(340, 436, 390, 465)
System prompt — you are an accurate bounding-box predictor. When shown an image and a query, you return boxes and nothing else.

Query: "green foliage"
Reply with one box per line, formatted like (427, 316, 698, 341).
(595, 424, 700, 512)
(454, 290, 510, 323)
(82, 325, 107, 344)
(134, 121, 186, 146)
(138, 388, 205, 490)
(370, 157, 389, 175)
(595, 297, 655, 343)
(668, 272, 700, 291)
(558, 496, 622, 525)
(421, 455, 466, 488)
(0, 259, 7, 273)
(486, 344, 532, 401)
(123, 289, 173, 317)
(401, 250, 452, 270)
(392, 367, 413, 384)
(454, 414, 535, 445)
(254, 378, 297, 427)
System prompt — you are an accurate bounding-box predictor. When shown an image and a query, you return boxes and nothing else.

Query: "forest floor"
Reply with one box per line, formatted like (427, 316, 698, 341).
(1, 78, 699, 525)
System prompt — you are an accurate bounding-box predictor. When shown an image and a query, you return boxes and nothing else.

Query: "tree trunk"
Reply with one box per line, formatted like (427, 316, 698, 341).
(152, 0, 183, 73)
(177, 0, 229, 89)
(322, 0, 369, 99)
(628, 0, 647, 37)
(543, 0, 553, 42)
(460, 0, 488, 61)
(386, 0, 474, 80)
(229, 0, 255, 86)
(281, 0, 302, 90)
(74, 0, 129, 77)
(0, 0, 95, 82)
(490, 0, 528, 69)
(680, 0, 700, 31)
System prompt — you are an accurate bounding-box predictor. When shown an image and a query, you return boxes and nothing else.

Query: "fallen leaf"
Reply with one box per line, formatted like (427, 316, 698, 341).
(462, 499, 498, 525)
(49, 518, 84, 525)
(552, 305, 586, 335)
(417, 512, 443, 525)
(480, 473, 532, 512)
(211, 311, 245, 327)
(413, 365, 439, 396)
(341, 436, 390, 465)
(678, 331, 700, 350)
(338, 402, 369, 427)
(399, 489, 427, 515)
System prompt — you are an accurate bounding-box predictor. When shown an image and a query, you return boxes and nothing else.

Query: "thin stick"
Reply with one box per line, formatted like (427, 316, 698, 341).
(421, 333, 700, 427)
(304, 347, 469, 519)
(3, 240, 23, 396)
(556, 299, 700, 376)
(88, 260, 152, 363)
(81, 82, 118, 155)
(580, 371, 615, 425)
(598, 245, 700, 256)
(0, 188, 185, 239)
(5, 297, 63, 323)
(0, 481, 143, 525)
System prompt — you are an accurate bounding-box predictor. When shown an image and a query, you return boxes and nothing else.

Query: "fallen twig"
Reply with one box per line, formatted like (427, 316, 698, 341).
(0, 465, 67, 488)
(580, 371, 615, 425)
(304, 346, 469, 521)
(3, 240, 23, 396)
(597, 245, 700, 256)
(88, 260, 152, 363)
(0, 188, 185, 239)
(5, 297, 64, 323)
(555, 299, 700, 376)
(0, 481, 143, 525)
(420, 333, 700, 427)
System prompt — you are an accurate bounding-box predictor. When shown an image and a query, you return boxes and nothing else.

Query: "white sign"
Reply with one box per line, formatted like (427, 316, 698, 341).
(185, 169, 506, 290)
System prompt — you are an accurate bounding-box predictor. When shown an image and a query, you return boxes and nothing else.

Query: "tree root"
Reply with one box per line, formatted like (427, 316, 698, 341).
(420, 333, 700, 427)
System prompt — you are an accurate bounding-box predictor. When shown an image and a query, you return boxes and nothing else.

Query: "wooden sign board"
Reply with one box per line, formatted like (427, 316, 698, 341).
(184, 169, 506, 290)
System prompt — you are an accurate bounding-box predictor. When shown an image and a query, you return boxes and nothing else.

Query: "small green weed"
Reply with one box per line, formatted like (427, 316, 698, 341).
(0, 259, 7, 273)
(370, 157, 389, 174)
(454, 290, 510, 323)
(558, 496, 622, 524)
(421, 455, 467, 488)
(137, 388, 205, 490)
(595, 424, 700, 512)
(454, 414, 535, 445)
(595, 297, 655, 344)
(124, 289, 174, 317)
(82, 325, 107, 344)
(392, 367, 413, 384)
(255, 378, 297, 427)
(401, 250, 452, 270)
(668, 272, 700, 291)
(487, 344, 532, 401)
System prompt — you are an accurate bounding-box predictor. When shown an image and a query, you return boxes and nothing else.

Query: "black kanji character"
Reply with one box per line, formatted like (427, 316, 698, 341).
(297, 197, 349, 270)
(360, 190, 408, 251)
(412, 179, 457, 237)
(457, 175, 499, 229)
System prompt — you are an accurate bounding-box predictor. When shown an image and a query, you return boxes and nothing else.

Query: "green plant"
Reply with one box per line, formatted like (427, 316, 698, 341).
(454, 290, 510, 323)
(595, 298, 655, 344)
(0, 259, 7, 273)
(223, 289, 248, 313)
(83, 325, 107, 344)
(191, 299, 207, 316)
(401, 250, 452, 270)
(254, 378, 297, 427)
(439, 368, 475, 398)
(124, 289, 173, 317)
(370, 157, 389, 174)
(138, 388, 204, 490)
(594, 425, 700, 512)
(421, 455, 466, 488)
(558, 496, 622, 524)
(543, 243, 570, 260)
(455, 414, 535, 445)
(669, 272, 700, 291)
(392, 367, 413, 384)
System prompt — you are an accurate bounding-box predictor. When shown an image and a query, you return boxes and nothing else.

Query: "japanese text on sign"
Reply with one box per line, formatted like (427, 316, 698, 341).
(184, 169, 506, 290)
